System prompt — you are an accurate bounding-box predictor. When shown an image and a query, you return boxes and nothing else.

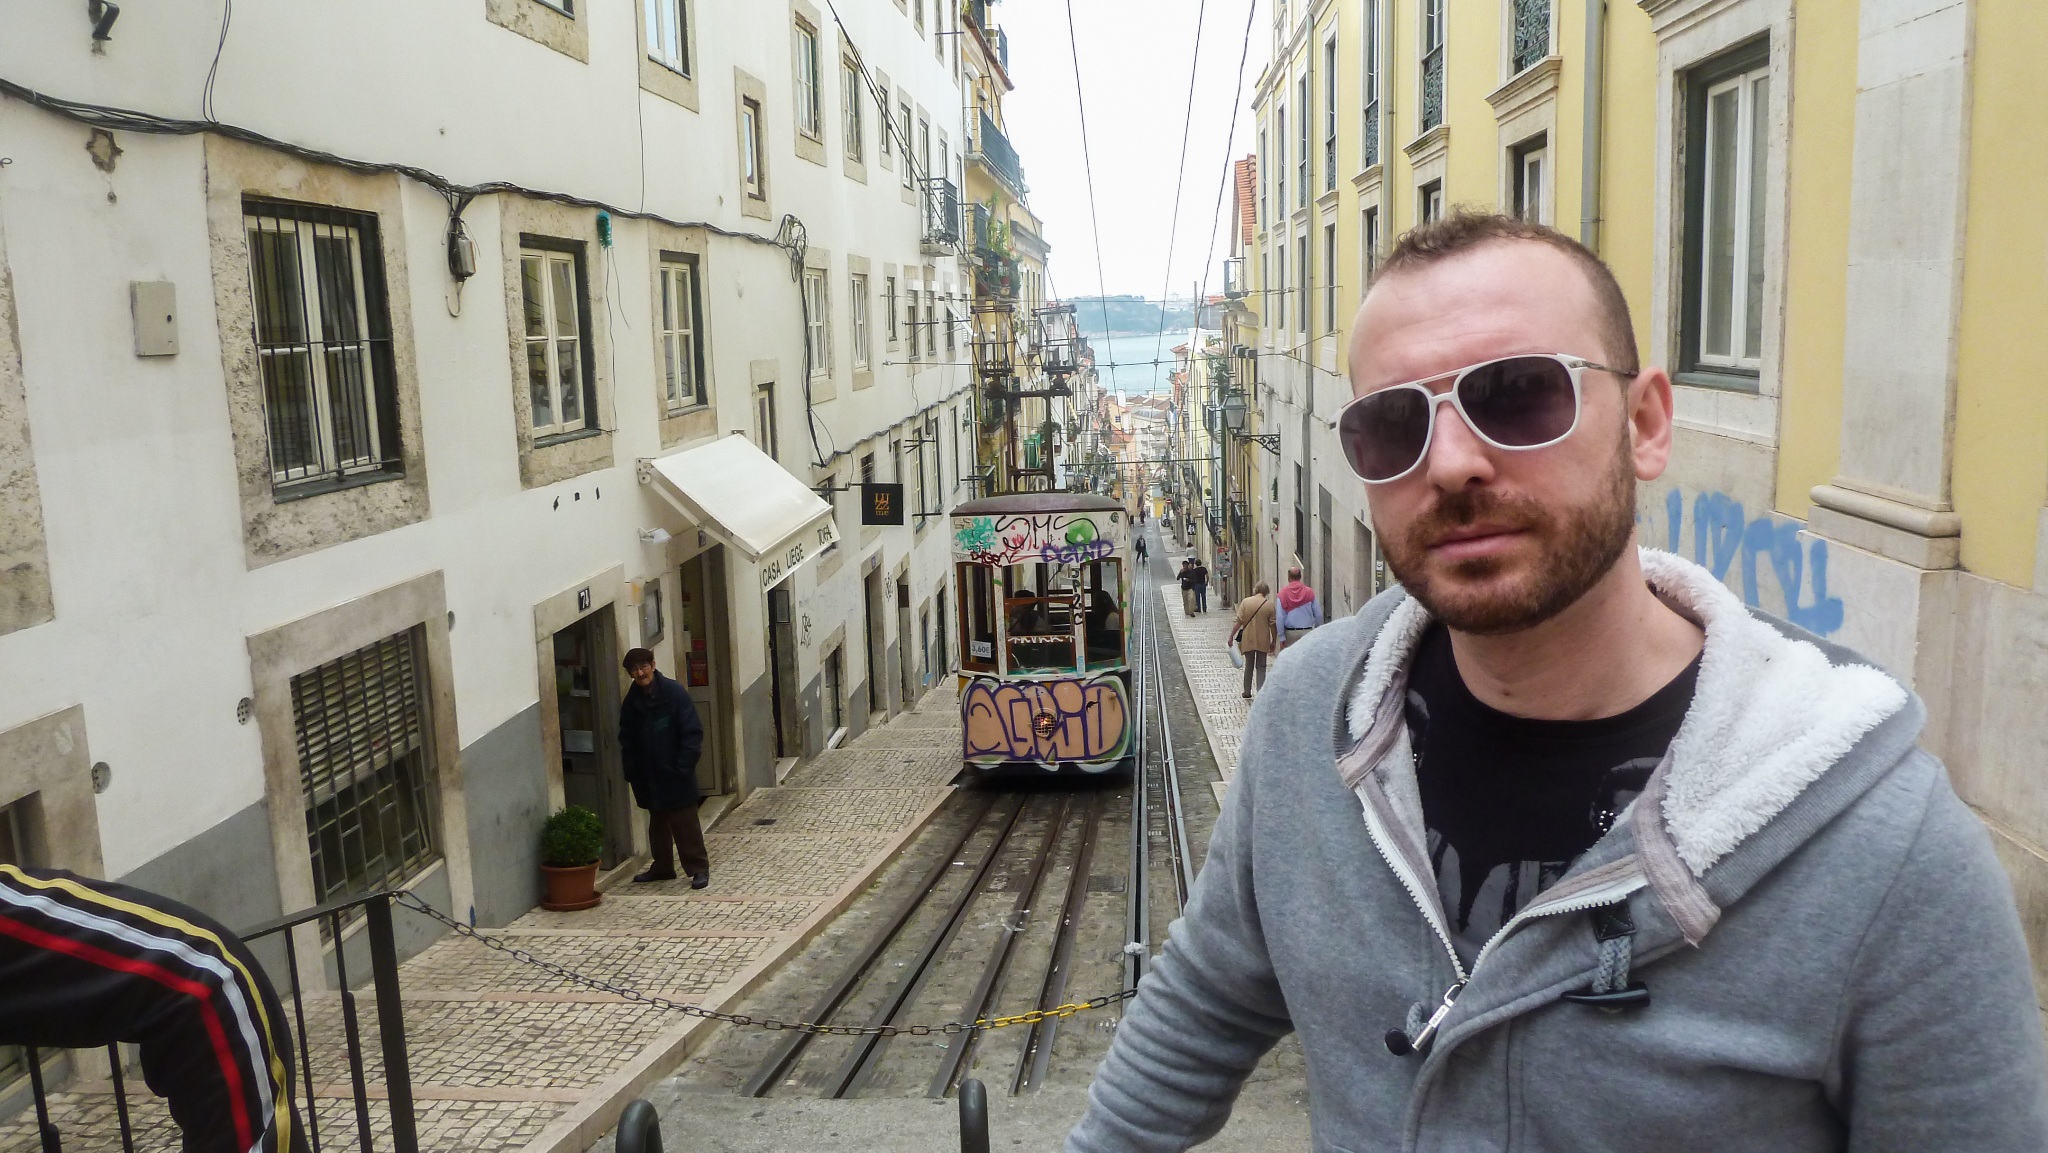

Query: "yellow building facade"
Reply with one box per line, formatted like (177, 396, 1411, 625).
(1243, 0, 2048, 1004)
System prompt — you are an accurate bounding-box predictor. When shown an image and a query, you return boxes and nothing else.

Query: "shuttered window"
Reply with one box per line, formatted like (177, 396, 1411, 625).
(292, 629, 438, 916)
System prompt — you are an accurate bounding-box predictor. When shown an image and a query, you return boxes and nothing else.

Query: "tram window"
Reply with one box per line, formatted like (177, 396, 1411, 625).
(957, 562, 997, 672)
(1004, 561, 1079, 673)
(1083, 559, 1125, 668)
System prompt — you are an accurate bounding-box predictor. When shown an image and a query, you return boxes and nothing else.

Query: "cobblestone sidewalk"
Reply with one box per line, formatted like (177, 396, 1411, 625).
(0, 687, 964, 1153)
(1152, 539, 1259, 796)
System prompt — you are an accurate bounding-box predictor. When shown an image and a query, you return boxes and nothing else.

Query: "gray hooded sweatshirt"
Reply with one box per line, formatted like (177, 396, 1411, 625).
(1069, 549, 2048, 1152)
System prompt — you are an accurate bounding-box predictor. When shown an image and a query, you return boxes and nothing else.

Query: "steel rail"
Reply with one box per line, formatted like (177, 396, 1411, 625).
(1123, 527, 1154, 996)
(1151, 571, 1198, 912)
(927, 794, 1075, 1098)
(739, 790, 1004, 1097)
(829, 795, 1039, 1098)
(1011, 788, 1107, 1094)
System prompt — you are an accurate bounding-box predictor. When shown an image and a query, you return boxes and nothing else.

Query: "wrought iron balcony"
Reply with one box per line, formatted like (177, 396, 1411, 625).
(1513, 0, 1551, 74)
(921, 177, 962, 254)
(972, 112, 1028, 196)
(1422, 47, 1445, 131)
(1364, 103, 1381, 168)
(1223, 257, 1246, 299)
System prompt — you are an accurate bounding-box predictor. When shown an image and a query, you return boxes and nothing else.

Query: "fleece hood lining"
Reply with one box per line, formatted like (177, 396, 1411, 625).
(1346, 548, 1909, 876)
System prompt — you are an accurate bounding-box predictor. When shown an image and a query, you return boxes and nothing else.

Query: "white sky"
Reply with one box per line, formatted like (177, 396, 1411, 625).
(996, 0, 1267, 303)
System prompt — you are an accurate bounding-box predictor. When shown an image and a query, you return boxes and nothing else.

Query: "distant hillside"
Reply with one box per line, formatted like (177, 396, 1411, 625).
(1070, 295, 1199, 337)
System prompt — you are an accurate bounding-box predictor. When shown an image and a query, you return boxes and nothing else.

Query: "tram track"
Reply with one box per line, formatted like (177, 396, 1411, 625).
(728, 523, 1208, 1102)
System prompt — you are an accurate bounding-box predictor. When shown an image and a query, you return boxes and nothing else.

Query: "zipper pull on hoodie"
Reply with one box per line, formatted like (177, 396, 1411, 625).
(1385, 980, 1466, 1056)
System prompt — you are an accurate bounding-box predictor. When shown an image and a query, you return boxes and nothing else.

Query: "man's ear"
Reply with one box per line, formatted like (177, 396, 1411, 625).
(1628, 368, 1676, 481)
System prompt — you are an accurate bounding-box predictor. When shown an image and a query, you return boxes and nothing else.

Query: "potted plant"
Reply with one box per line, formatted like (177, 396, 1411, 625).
(539, 805, 604, 911)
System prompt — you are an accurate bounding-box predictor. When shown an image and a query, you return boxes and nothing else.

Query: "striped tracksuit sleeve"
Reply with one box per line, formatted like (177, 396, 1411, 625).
(0, 864, 301, 1153)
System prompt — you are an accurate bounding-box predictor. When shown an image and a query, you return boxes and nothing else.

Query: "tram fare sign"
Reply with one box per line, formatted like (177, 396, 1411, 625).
(861, 482, 906, 526)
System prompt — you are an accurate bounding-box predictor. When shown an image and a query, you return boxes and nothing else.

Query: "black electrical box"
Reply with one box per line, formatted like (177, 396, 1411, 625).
(861, 483, 906, 526)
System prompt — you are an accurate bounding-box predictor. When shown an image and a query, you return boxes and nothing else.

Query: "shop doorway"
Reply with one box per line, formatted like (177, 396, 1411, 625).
(676, 549, 735, 796)
(766, 585, 801, 759)
(897, 576, 915, 712)
(863, 567, 887, 719)
(552, 606, 634, 867)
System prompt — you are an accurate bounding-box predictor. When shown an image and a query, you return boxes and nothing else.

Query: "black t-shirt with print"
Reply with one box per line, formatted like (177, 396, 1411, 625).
(1405, 623, 1700, 963)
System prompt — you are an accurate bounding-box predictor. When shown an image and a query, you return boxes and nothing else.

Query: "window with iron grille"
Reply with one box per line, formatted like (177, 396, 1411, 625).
(1421, 0, 1446, 132)
(1513, 0, 1551, 75)
(794, 21, 822, 140)
(658, 254, 705, 411)
(804, 269, 831, 377)
(1324, 36, 1339, 191)
(293, 629, 438, 920)
(244, 199, 401, 493)
(519, 240, 595, 440)
(842, 59, 865, 162)
(1363, 0, 1382, 167)
(645, 0, 690, 75)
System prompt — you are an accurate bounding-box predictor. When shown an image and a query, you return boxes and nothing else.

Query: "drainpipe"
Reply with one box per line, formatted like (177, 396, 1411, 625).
(1579, 0, 1607, 253)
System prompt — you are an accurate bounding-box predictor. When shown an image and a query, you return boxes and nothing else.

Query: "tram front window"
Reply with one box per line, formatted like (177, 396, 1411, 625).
(1083, 558, 1124, 667)
(1004, 561, 1078, 672)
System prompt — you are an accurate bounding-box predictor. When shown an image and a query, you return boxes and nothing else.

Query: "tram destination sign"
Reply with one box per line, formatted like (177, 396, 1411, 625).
(861, 482, 905, 526)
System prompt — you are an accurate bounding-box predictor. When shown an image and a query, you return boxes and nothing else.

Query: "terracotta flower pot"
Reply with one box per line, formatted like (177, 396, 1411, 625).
(540, 862, 602, 911)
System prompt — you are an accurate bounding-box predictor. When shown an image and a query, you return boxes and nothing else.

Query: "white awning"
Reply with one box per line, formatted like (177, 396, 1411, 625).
(638, 435, 841, 590)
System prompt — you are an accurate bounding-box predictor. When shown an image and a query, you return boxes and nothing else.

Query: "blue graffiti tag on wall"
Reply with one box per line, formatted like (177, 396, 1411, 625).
(1646, 489, 1845, 636)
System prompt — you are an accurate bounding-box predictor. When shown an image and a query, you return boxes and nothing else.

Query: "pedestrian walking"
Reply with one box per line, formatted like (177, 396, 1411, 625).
(1134, 534, 1148, 564)
(618, 646, 711, 888)
(1190, 558, 1210, 612)
(1067, 211, 2048, 1152)
(1230, 582, 1279, 697)
(1177, 558, 1198, 616)
(1276, 565, 1324, 649)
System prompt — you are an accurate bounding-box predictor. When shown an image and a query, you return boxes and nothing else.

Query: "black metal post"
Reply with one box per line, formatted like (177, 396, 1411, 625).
(365, 895, 419, 1153)
(282, 929, 323, 1153)
(958, 1078, 989, 1153)
(106, 1045, 134, 1153)
(330, 912, 375, 1153)
(26, 1046, 59, 1153)
(615, 1100, 663, 1153)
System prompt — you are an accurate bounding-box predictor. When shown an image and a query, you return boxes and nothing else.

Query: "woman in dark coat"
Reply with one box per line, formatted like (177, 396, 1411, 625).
(618, 647, 710, 887)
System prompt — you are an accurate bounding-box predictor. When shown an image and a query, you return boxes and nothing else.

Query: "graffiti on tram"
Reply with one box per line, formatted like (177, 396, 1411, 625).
(961, 674, 1130, 766)
(953, 512, 1121, 568)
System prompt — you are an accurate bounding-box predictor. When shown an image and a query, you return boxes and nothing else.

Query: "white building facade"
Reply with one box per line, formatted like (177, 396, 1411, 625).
(0, 0, 985, 956)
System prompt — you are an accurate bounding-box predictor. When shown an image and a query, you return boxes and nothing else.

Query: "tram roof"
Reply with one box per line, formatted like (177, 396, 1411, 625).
(948, 492, 1126, 517)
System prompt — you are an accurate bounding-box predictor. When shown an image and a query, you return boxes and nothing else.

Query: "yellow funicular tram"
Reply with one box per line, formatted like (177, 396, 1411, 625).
(949, 491, 1133, 776)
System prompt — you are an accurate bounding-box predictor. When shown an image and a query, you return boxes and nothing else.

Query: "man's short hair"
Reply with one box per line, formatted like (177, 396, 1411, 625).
(1371, 209, 1640, 375)
(622, 647, 656, 671)
(1287, 566, 1303, 580)
(1255, 581, 1271, 594)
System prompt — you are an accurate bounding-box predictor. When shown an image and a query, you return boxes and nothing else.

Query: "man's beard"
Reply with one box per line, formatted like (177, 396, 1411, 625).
(1382, 430, 1637, 635)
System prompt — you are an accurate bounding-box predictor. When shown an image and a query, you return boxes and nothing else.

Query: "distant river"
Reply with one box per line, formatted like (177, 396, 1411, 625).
(1083, 332, 1187, 396)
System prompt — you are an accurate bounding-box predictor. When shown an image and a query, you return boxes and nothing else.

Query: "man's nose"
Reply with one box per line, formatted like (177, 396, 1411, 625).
(1421, 400, 1497, 491)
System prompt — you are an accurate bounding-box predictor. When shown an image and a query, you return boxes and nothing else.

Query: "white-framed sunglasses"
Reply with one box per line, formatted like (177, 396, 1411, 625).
(1330, 353, 1635, 484)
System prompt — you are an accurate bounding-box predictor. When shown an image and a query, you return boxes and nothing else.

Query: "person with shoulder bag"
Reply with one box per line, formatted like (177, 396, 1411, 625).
(1230, 582, 1280, 698)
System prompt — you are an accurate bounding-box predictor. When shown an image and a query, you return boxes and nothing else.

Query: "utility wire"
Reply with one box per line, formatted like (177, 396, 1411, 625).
(1146, 0, 1211, 399)
(1063, 0, 1116, 390)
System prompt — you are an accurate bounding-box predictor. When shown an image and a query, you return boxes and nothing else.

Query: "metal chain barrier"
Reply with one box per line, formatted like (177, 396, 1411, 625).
(391, 890, 1137, 1037)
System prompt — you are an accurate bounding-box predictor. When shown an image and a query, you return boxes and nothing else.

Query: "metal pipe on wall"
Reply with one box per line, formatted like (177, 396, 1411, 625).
(1580, 0, 1609, 253)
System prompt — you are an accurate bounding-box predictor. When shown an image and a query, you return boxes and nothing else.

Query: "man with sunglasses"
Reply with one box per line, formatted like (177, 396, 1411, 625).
(1068, 212, 2047, 1152)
